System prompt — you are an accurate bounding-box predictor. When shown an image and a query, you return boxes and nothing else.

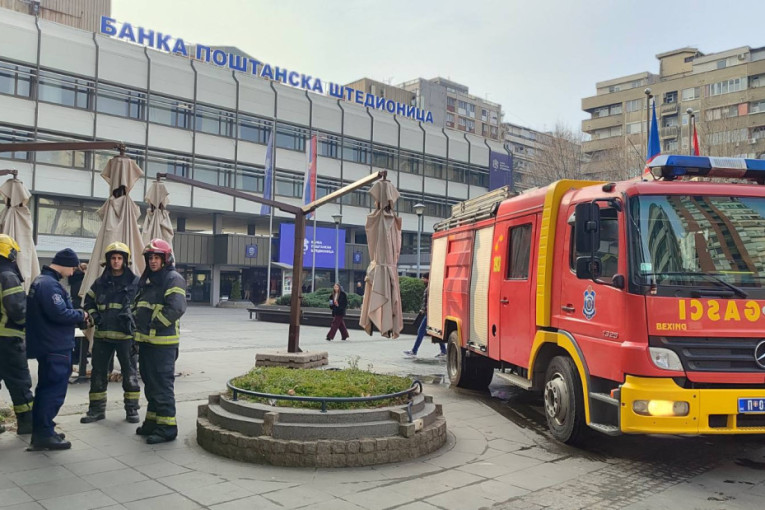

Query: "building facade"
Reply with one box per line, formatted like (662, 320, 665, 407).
(0, 9, 508, 304)
(582, 46, 765, 177)
(0, 0, 110, 32)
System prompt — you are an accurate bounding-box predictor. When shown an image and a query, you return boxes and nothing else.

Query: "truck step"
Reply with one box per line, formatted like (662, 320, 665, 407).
(494, 371, 533, 390)
(590, 392, 619, 407)
(588, 422, 620, 436)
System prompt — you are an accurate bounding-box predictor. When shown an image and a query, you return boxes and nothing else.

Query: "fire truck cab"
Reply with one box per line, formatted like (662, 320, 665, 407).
(428, 155, 765, 444)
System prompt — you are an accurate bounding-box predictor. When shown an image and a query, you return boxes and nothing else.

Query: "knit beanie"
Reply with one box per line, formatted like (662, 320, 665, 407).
(52, 248, 80, 268)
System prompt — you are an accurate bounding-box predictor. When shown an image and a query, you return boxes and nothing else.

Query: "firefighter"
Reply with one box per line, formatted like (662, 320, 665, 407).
(26, 248, 87, 450)
(80, 242, 140, 424)
(133, 239, 186, 444)
(0, 234, 33, 435)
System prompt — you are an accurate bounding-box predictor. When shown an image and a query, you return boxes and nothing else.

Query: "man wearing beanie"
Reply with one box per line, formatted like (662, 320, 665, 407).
(26, 248, 88, 451)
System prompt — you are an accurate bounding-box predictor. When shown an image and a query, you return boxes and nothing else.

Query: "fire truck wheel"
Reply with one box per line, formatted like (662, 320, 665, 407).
(447, 331, 493, 390)
(543, 356, 586, 445)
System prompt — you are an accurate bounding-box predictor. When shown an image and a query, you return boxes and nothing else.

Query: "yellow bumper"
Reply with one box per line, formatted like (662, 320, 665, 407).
(620, 375, 765, 435)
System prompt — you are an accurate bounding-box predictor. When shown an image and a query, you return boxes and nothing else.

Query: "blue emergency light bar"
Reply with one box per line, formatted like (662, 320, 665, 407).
(648, 155, 765, 181)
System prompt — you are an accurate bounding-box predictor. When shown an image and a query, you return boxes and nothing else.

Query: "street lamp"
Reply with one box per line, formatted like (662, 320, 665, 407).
(414, 203, 426, 278)
(332, 213, 342, 284)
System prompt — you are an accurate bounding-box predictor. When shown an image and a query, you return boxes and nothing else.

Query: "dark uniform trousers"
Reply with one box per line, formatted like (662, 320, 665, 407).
(139, 344, 178, 439)
(32, 350, 71, 438)
(88, 339, 140, 415)
(0, 338, 33, 415)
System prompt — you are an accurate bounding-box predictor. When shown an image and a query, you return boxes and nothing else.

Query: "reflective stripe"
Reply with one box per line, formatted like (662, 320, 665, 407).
(146, 411, 157, 421)
(124, 392, 141, 400)
(86, 308, 97, 315)
(135, 332, 179, 345)
(94, 330, 132, 340)
(136, 301, 155, 309)
(1, 285, 23, 298)
(155, 312, 172, 327)
(165, 287, 186, 297)
(13, 402, 32, 413)
(0, 327, 24, 338)
(97, 304, 106, 311)
(89, 392, 107, 401)
(108, 303, 123, 310)
(156, 415, 177, 426)
(87, 289, 96, 298)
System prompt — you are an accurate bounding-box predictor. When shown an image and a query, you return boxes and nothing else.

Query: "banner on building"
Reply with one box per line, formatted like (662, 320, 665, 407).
(279, 223, 345, 269)
(489, 151, 513, 191)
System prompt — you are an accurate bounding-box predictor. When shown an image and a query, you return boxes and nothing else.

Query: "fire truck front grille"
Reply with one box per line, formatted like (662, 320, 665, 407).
(650, 336, 765, 373)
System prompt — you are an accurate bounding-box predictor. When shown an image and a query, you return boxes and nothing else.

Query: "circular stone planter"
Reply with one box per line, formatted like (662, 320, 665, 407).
(196, 392, 447, 467)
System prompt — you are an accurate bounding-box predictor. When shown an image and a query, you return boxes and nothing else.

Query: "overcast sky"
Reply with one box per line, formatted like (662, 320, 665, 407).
(113, 0, 765, 133)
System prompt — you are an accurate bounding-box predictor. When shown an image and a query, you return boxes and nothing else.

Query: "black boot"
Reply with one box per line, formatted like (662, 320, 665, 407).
(16, 411, 32, 435)
(125, 408, 140, 424)
(28, 435, 72, 451)
(80, 411, 105, 424)
(136, 422, 156, 436)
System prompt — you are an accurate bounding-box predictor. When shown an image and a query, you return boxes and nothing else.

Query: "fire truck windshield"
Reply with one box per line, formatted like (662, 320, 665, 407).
(629, 195, 765, 295)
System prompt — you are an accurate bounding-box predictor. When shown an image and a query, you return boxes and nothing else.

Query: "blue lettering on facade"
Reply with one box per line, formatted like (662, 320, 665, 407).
(100, 16, 117, 36)
(212, 49, 227, 66)
(118, 22, 136, 43)
(99, 17, 435, 122)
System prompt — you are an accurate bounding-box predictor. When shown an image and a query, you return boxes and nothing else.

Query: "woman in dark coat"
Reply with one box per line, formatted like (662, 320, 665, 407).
(326, 283, 349, 341)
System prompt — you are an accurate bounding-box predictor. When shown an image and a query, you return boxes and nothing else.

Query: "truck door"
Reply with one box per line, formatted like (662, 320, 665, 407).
(490, 216, 537, 365)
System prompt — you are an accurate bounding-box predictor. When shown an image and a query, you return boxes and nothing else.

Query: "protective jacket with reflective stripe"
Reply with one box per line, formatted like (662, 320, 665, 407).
(26, 266, 84, 358)
(84, 268, 139, 340)
(133, 265, 186, 345)
(0, 259, 25, 339)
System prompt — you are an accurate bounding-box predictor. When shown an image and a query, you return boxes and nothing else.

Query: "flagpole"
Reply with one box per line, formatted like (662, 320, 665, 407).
(265, 129, 275, 304)
(686, 108, 693, 155)
(644, 88, 652, 156)
(311, 214, 317, 293)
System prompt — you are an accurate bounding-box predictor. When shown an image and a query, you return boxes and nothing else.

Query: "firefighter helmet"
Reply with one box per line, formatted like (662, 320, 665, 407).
(143, 238, 174, 266)
(104, 241, 131, 266)
(0, 234, 19, 263)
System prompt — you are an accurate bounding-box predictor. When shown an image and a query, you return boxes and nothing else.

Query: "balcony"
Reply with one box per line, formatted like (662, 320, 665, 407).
(660, 103, 678, 116)
(582, 115, 623, 133)
(660, 126, 679, 139)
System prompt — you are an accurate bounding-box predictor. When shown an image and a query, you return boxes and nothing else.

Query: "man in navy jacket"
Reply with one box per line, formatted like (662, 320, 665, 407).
(26, 248, 87, 451)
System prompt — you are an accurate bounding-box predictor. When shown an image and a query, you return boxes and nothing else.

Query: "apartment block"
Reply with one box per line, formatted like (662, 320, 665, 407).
(0, 0, 110, 32)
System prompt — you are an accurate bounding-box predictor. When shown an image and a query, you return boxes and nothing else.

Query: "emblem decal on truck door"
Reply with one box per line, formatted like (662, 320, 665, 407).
(583, 286, 596, 320)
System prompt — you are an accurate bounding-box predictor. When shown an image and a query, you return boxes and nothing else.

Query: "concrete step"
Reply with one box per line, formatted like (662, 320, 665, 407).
(206, 404, 264, 437)
(411, 402, 439, 428)
(272, 419, 400, 441)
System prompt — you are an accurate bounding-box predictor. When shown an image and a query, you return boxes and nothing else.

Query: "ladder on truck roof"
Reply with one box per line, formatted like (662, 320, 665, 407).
(434, 186, 516, 231)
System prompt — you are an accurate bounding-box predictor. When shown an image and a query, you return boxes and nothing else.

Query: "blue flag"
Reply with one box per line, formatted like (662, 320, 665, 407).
(261, 130, 274, 215)
(644, 100, 661, 175)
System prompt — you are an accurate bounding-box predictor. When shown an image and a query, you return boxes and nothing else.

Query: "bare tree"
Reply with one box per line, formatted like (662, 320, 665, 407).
(526, 124, 586, 187)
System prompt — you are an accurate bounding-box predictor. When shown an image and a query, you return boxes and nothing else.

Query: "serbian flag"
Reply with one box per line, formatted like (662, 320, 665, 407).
(260, 130, 274, 215)
(643, 100, 661, 175)
(303, 134, 317, 218)
(692, 123, 701, 156)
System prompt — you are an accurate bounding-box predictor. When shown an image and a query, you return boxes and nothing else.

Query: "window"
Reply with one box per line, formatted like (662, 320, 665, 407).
(372, 144, 396, 170)
(625, 99, 643, 112)
(446, 96, 456, 112)
(570, 208, 619, 279)
(448, 161, 468, 184)
(423, 155, 445, 179)
(706, 77, 745, 97)
(507, 224, 531, 279)
(458, 116, 466, 129)
(750, 75, 764, 89)
(458, 100, 467, 115)
(96, 83, 145, 120)
(319, 133, 340, 159)
(342, 137, 370, 164)
(275, 171, 302, 198)
(37, 69, 92, 109)
(0, 60, 32, 97)
(0, 128, 33, 160)
(663, 115, 678, 128)
(751, 100, 765, 114)
(238, 114, 271, 144)
(481, 109, 488, 122)
(195, 104, 234, 137)
(468, 165, 488, 187)
(37, 197, 101, 238)
(400, 151, 422, 175)
(681, 87, 700, 101)
(275, 124, 306, 152)
(608, 85, 621, 93)
(664, 91, 677, 104)
(466, 119, 475, 132)
(466, 103, 475, 118)
(236, 165, 264, 192)
(145, 150, 190, 178)
(36, 145, 86, 169)
(149, 95, 192, 129)
(626, 122, 642, 135)
(664, 139, 678, 152)
(193, 157, 234, 187)
(716, 59, 727, 70)
(446, 113, 454, 127)
(594, 103, 622, 117)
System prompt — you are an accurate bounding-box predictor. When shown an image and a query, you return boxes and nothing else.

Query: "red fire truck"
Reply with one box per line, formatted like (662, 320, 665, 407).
(427, 155, 765, 444)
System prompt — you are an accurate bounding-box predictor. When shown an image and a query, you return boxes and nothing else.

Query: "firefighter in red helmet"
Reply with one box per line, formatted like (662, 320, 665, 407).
(132, 239, 186, 444)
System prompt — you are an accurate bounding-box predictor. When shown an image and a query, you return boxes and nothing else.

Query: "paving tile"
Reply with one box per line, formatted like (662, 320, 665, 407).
(260, 486, 335, 509)
(415, 470, 485, 489)
(305, 500, 367, 510)
(455, 454, 542, 479)
(181, 482, 254, 507)
(21, 477, 95, 501)
(424, 485, 496, 510)
(64, 458, 127, 477)
(423, 451, 479, 469)
(81, 467, 148, 489)
(388, 479, 453, 499)
(115, 452, 164, 468)
(7, 467, 75, 487)
(0, 487, 34, 507)
(208, 495, 283, 510)
(0, 475, 16, 490)
(133, 461, 190, 480)
(122, 493, 202, 510)
(474, 479, 529, 503)
(155, 471, 225, 492)
(343, 486, 419, 510)
(38, 489, 117, 510)
(100, 480, 174, 504)
(2, 503, 45, 510)
(228, 479, 299, 495)
(394, 503, 441, 510)
(493, 456, 604, 491)
(42, 448, 110, 465)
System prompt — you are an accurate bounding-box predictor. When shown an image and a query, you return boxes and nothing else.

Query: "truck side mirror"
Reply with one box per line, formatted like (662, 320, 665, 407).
(576, 256, 602, 279)
(575, 202, 600, 253)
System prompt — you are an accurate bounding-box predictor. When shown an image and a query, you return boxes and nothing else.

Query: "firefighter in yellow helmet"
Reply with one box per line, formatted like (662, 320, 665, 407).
(0, 234, 33, 435)
(80, 242, 141, 424)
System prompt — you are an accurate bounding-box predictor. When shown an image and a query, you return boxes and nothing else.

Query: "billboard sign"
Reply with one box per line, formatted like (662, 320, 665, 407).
(489, 151, 513, 191)
(279, 223, 345, 269)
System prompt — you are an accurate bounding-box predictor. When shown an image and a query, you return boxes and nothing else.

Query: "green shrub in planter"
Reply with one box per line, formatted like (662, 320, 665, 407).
(230, 280, 242, 301)
(399, 276, 425, 313)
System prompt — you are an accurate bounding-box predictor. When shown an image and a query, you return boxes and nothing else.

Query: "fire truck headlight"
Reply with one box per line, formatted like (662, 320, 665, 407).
(633, 400, 690, 417)
(649, 347, 683, 371)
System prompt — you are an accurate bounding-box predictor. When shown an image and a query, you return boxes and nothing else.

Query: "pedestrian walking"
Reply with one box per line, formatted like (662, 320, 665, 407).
(26, 248, 87, 450)
(80, 242, 140, 425)
(403, 274, 445, 359)
(325, 283, 349, 341)
(0, 235, 33, 435)
(133, 239, 187, 444)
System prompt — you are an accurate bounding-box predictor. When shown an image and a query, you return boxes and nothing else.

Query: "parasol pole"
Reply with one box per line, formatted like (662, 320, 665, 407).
(311, 214, 317, 293)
